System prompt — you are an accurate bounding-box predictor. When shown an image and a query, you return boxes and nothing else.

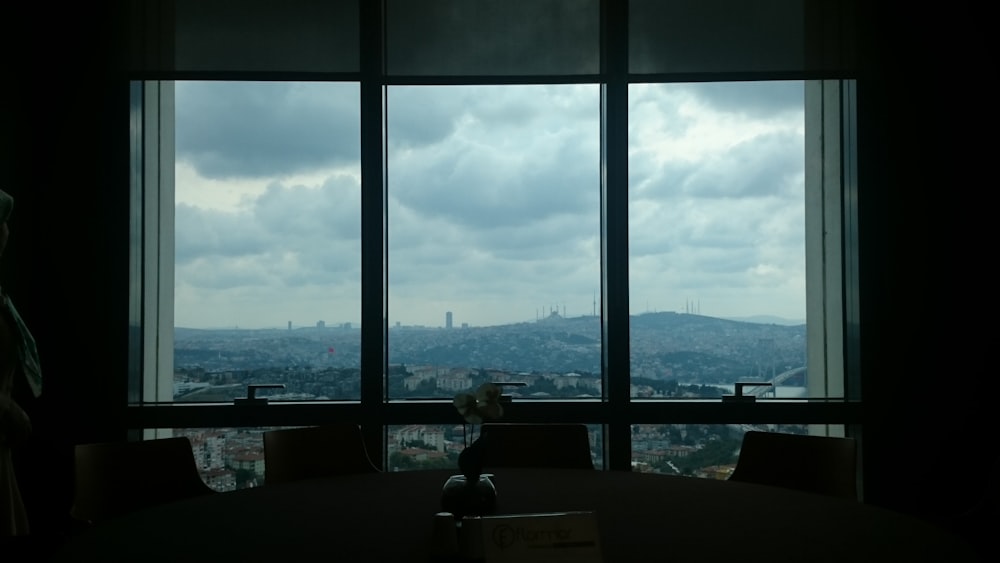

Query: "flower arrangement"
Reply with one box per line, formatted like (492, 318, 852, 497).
(454, 382, 503, 430)
(453, 382, 504, 481)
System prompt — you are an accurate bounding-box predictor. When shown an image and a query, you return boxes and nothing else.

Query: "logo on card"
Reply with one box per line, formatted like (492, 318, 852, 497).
(491, 524, 574, 550)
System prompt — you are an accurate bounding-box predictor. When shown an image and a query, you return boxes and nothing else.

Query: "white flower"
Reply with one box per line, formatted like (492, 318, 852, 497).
(453, 382, 504, 424)
(453, 392, 482, 424)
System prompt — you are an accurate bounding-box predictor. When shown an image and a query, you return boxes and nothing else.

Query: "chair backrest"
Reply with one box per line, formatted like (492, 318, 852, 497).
(479, 423, 594, 470)
(70, 436, 215, 524)
(262, 424, 379, 485)
(728, 430, 858, 500)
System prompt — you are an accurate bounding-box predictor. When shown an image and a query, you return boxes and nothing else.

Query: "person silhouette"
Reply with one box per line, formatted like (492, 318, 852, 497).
(0, 189, 42, 537)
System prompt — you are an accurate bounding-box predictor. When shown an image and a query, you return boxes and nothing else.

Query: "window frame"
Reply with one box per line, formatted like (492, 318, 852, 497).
(126, 2, 862, 474)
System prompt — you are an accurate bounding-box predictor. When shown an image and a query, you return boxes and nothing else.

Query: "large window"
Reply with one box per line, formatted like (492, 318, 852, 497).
(127, 0, 860, 475)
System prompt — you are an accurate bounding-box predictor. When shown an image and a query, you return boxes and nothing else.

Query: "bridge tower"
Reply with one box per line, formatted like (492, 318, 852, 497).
(755, 338, 777, 397)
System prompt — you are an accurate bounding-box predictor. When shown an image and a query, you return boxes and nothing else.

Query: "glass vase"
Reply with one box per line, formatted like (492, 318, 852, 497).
(440, 474, 497, 519)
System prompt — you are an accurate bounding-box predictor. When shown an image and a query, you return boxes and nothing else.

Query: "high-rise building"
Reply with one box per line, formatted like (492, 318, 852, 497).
(446, 311, 453, 329)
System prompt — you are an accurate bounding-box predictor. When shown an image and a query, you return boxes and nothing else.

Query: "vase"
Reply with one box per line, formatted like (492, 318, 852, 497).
(440, 474, 497, 519)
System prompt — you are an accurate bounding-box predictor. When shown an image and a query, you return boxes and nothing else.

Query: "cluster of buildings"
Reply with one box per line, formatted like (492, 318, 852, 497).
(401, 366, 602, 396)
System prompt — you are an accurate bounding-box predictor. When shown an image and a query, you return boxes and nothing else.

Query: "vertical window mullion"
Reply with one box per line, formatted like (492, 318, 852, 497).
(129, 81, 143, 405)
(841, 79, 861, 403)
(602, 0, 631, 471)
(359, 0, 387, 468)
(158, 81, 177, 406)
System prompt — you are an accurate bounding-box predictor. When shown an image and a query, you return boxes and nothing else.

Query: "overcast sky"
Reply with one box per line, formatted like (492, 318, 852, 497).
(173, 80, 805, 329)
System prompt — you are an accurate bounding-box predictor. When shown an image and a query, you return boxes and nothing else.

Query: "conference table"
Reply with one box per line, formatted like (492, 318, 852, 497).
(52, 468, 977, 562)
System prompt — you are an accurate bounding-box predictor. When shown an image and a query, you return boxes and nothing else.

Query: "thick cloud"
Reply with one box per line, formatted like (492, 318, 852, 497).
(678, 81, 803, 118)
(174, 202, 270, 264)
(388, 85, 599, 230)
(386, 87, 457, 148)
(175, 173, 362, 304)
(173, 81, 806, 327)
(625, 82, 805, 316)
(175, 81, 360, 179)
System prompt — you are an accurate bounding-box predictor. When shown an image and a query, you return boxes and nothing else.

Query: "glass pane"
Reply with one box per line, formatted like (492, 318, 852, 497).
(173, 81, 361, 402)
(388, 424, 462, 472)
(168, 0, 360, 73)
(388, 423, 604, 471)
(386, 0, 599, 76)
(588, 423, 604, 470)
(386, 85, 601, 400)
(166, 427, 270, 491)
(629, 0, 805, 75)
(628, 81, 811, 398)
(630, 424, 838, 477)
(628, 0, 857, 75)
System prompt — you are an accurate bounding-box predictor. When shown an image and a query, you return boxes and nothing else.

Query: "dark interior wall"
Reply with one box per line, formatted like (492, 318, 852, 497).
(2, 1, 131, 536)
(856, 0, 994, 526)
(0, 0, 994, 540)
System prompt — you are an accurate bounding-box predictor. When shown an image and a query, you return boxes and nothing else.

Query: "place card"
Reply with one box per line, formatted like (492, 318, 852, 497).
(477, 511, 602, 563)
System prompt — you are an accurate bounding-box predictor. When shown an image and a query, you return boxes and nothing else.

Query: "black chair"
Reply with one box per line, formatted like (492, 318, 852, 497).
(728, 430, 858, 500)
(70, 436, 215, 525)
(262, 424, 379, 484)
(479, 423, 594, 470)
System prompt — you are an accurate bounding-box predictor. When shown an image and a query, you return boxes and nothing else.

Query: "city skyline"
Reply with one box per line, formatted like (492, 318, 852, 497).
(189, 307, 804, 332)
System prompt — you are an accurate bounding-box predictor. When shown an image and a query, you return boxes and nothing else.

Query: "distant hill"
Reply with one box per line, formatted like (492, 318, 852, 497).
(175, 311, 806, 385)
(721, 315, 805, 326)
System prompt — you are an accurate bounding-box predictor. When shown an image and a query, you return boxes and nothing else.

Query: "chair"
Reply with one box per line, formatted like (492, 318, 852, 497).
(262, 424, 379, 484)
(70, 436, 215, 525)
(478, 423, 594, 470)
(728, 430, 858, 500)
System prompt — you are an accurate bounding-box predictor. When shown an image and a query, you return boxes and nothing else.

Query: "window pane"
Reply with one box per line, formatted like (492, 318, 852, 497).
(388, 424, 462, 471)
(630, 423, 840, 477)
(167, 426, 356, 491)
(164, 427, 270, 491)
(386, 0, 599, 76)
(166, 0, 360, 73)
(628, 0, 858, 75)
(628, 81, 811, 398)
(388, 424, 604, 471)
(386, 85, 601, 400)
(173, 81, 361, 402)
